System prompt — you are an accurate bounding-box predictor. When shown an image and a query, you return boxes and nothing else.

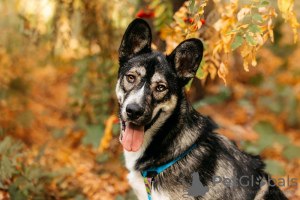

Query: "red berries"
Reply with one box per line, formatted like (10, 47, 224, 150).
(200, 18, 205, 25)
(135, 10, 155, 18)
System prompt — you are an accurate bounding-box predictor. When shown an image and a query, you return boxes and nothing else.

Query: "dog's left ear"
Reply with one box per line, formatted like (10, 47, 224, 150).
(167, 39, 203, 85)
(119, 19, 152, 63)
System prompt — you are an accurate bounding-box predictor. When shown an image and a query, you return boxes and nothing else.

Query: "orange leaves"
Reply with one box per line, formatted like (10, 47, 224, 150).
(214, 0, 281, 81)
(173, 0, 299, 83)
(288, 11, 300, 43)
(277, 0, 299, 43)
(99, 115, 117, 153)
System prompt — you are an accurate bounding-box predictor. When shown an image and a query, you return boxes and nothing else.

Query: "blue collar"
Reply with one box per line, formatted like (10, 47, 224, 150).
(141, 143, 197, 200)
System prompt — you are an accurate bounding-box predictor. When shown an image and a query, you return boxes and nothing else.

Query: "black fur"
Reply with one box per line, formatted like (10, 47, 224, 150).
(117, 19, 288, 200)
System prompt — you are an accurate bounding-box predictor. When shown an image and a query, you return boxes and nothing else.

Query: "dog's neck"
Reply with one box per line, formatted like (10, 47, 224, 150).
(134, 89, 217, 172)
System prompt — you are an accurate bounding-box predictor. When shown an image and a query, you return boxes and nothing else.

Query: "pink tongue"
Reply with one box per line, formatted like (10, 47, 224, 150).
(122, 122, 144, 152)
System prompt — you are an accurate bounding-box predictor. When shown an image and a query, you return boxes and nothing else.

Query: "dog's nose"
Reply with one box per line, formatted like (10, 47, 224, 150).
(126, 104, 144, 120)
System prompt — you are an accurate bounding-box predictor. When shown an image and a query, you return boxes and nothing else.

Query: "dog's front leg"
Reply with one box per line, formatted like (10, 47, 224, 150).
(127, 171, 148, 200)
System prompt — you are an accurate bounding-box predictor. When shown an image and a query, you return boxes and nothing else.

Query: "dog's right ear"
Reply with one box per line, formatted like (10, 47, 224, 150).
(119, 19, 152, 62)
(167, 39, 203, 86)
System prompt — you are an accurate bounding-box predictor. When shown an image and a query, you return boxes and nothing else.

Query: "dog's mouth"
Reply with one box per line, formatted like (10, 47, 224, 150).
(120, 110, 162, 152)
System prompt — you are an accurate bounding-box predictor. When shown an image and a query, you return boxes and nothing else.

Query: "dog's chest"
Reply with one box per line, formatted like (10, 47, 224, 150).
(124, 151, 170, 200)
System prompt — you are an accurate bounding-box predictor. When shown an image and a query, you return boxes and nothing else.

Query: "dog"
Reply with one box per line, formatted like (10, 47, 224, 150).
(116, 18, 288, 200)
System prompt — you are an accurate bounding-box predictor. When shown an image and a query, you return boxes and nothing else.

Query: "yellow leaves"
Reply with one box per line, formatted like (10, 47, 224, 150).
(241, 45, 252, 71)
(230, 0, 239, 6)
(251, 48, 257, 67)
(278, 0, 293, 17)
(218, 62, 229, 85)
(269, 8, 278, 18)
(254, 33, 264, 49)
(98, 115, 117, 153)
(268, 19, 274, 42)
(240, 45, 257, 71)
(277, 0, 300, 43)
(288, 11, 300, 43)
(237, 6, 251, 21)
(165, 0, 299, 83)
(237, 24, 249, 30)
(207, 63, 217, 80)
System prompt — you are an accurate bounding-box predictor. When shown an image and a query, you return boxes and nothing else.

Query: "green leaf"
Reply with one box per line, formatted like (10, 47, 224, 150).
(264, 159, 285, 176)
(246, 34, 256, 46)
(287, 96, 299, 126)
(35, 142, 48, 162)
(187, 0, 195, 13)
(75, 194, 89, 200)
(253, 122, 276, 152)
(24, 165, 41, 181)
(1, 156, 13, 179)
(81, 125, 104, 148)
(0, 127, 6, 137)
(0, 182, 5, 189)
(200, 58, 206, 67)
(155, 4, 166, 17)
(242, 141, 261, 155)
(115, 195, 124, 200)
(16, 111, 34, 128)
(193, 86, 231, 109)
(254, 121, 275, 135)
(8, 184, 28, 200)
(185, 78, 193, 91)
(251, 7, 259, 15)
(173, 16, 185, 26)
(154, 14, 167, 26)
(112, 123, 120, 136)
(252, 13, 263, 23)
(249, 24, 262, 34)
(258, 1, 269, 7)
(249, 73, 263, 86)
(242, 14, 253, 24)
(125, 189, 138, 200)
(253, 121, 293, 153)
(202, 39, 208, 50)
(231, 35, 243, 50)
(274, 134, 290, 146)
(225, 29, 243, 35)
(283, 145, 300, 161)
(150, 0, 161, 8)
(195, 66, 204, 79)
(52, 129, 66, 139)
(0, 136, 11, 154)
(259, 97, 283, 113)
(95, 153, 110, 164)
(14, 177, 28, 187)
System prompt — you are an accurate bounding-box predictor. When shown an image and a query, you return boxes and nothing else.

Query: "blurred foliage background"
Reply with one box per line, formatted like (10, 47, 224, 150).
(0, 0, 300, 199)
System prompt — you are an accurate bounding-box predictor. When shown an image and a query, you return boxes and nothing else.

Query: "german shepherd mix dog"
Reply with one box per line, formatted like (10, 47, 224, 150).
(116, 19, 288, 200)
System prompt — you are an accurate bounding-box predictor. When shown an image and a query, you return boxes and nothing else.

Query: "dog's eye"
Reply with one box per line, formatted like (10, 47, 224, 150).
(127, 75, 135, 83)
(156, 85, 166, 92)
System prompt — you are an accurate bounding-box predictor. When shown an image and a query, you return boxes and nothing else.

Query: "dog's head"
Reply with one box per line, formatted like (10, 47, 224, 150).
(116, 19, 203, 152)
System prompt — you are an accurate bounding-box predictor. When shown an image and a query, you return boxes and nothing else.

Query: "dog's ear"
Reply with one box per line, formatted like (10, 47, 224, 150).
(167, 39, 203, 85)
(119, 19, 152, 62)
